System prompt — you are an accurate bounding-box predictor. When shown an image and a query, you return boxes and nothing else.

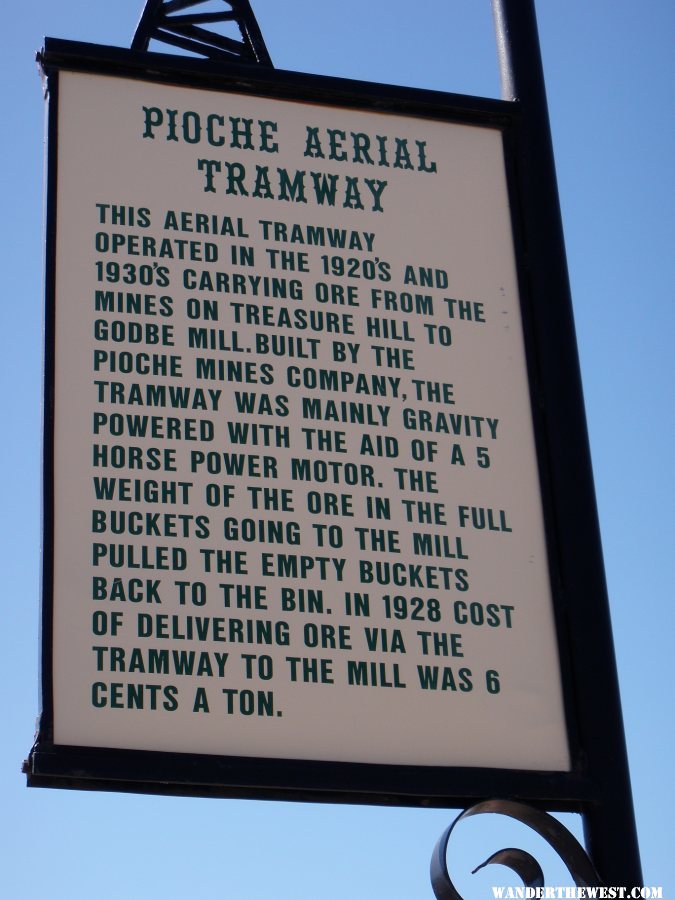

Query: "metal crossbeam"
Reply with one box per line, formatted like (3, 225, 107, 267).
(132, 0, 273, 65)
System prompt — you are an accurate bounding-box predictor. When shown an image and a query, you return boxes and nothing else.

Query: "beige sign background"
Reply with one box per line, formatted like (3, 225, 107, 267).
(50, 70, 570, 771)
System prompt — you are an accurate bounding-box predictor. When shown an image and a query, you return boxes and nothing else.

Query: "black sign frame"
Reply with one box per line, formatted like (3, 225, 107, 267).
(27, 36, 638, 880)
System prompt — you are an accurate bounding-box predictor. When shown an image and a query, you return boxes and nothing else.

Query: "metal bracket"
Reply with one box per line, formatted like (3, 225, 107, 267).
(131, 0, 273, 66)
(431, 800, 602, 899)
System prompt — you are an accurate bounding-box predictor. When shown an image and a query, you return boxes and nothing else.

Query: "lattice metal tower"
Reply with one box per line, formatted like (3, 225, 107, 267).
(132, 0, 272, 65)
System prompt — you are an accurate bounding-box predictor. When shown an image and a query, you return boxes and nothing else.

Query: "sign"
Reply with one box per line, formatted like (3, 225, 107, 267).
(30, 42, 582, 801)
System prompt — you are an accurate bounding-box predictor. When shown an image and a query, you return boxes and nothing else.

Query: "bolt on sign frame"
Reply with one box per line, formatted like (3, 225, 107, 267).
(27, 0, 640, 885)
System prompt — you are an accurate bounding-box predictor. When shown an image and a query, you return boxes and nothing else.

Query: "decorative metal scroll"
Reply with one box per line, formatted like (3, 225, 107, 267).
(431, 800, 602, 899)
(131, 0, 273, 65)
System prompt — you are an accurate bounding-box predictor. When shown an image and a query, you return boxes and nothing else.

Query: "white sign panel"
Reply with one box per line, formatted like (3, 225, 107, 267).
(50, 70, 570, 771)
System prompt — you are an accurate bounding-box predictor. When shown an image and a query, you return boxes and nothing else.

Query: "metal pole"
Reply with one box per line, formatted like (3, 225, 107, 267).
(490, 0, 642, 885)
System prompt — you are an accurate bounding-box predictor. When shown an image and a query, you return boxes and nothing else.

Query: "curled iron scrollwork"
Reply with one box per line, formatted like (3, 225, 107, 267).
(430, 800, 602, 899)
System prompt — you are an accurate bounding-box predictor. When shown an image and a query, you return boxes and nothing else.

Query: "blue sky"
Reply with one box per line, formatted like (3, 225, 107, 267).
(2, 1, 673, 896)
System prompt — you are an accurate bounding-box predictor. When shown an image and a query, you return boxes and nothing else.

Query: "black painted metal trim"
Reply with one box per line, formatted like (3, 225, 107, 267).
(498, 122, 584, 774)
(36, 62, 59, 747)
(26, 742, 596, 810)
(37, 38, 513, 127)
